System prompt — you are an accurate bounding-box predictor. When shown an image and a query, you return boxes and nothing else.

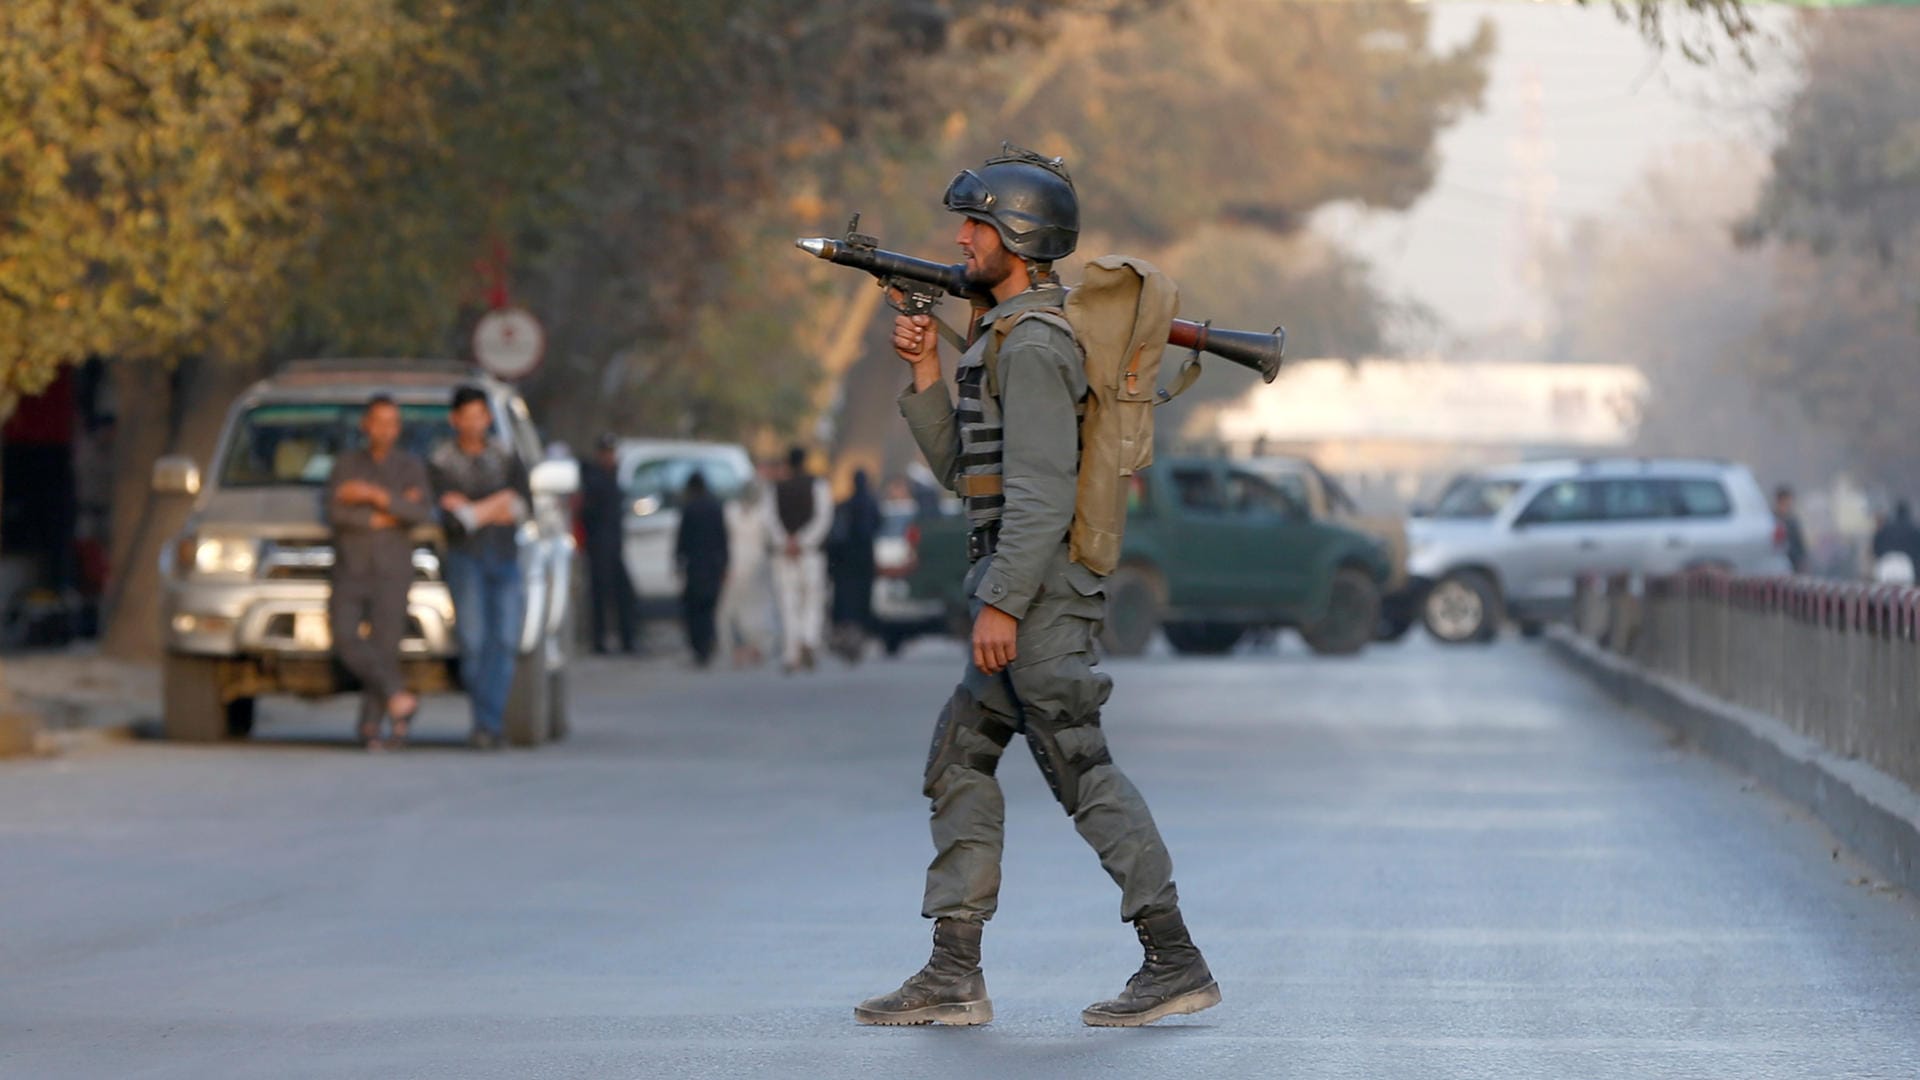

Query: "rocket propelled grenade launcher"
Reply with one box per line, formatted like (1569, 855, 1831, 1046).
(794, 219, 1284, 383)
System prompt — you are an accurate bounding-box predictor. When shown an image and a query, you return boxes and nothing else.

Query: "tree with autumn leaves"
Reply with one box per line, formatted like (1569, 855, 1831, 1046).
(0, 0, 445, 414)
(0, 0, 1754, 679)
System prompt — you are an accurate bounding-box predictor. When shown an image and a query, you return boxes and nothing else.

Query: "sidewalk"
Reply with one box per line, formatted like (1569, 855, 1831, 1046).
(2, 647, 156, 755)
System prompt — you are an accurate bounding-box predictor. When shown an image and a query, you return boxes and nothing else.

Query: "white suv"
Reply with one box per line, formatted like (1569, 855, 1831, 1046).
(1407, 458, 1790, 643)
(616, 439, 755, 614)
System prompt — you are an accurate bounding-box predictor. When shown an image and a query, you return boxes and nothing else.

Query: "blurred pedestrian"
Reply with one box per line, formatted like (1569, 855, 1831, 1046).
(675, 471, 730, 667)
(764, 445, 831, 672)
(1773, 485, 1808, 573)
(828, 468, 881, 661)
(429, 385, 532, 751)
(326, 394, 432, 750)
(719, 464, 774, 667)
(1872, 500, 1920, 584)
(579, 434, 639, 654)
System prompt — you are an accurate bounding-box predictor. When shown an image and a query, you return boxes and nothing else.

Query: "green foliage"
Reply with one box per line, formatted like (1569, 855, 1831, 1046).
(1747, 9, 1920, 265)
(1597, 0, 1756, 63)
(0, 0, 444, 399)
(977, 1, 1493, 245)
(2, 0, 1492, 446)
(1737, 9, 1920, 485)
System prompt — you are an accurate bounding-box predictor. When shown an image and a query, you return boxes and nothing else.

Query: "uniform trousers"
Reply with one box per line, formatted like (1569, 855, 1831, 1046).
(921, 546, 1180, 924)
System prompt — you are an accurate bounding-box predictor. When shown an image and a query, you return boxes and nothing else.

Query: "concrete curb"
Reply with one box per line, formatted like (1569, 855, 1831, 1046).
(1546, 627, 1920, 896)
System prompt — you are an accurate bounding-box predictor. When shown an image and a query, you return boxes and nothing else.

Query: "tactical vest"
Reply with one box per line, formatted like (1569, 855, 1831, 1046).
(952, 341, 1009, 531)
(953, 259, 1184, 575)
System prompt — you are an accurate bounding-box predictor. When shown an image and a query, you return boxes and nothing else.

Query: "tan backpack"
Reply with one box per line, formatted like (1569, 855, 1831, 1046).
(983, 255, 1197, 576)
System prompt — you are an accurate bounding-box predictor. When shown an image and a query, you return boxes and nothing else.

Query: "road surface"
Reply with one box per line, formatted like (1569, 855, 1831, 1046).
(5, 636, 1919, 1078)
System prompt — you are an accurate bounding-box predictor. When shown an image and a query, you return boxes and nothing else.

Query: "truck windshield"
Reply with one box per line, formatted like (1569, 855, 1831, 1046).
(217, 402, 455, 487)
(1430, 477, 1522, 519)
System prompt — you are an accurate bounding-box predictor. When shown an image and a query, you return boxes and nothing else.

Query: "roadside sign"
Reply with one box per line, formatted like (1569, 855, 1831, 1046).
(472, 308, 545, 381)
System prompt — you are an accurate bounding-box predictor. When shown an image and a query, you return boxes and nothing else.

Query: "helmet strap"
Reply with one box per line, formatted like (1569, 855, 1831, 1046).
(1023, 259, 1059, 287)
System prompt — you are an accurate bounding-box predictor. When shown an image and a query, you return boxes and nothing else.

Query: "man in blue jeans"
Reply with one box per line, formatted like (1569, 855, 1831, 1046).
(429, 385, 532, 750)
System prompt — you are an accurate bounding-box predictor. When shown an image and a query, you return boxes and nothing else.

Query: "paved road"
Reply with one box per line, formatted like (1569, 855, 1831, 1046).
(5, 636, 1919, 1079)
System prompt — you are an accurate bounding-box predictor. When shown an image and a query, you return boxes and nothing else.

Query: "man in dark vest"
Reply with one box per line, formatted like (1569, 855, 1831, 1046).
(765, 445, 830, 672)
(854, 146, 1219, 1028)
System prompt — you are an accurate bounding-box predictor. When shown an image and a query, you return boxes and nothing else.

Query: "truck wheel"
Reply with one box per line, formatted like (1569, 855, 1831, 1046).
(504, 652, 551, 747)
(1422, 569, 1502, 645)
(1163, 622, 1244, 655)
(226, 697, 257, 739)
(1099, 565, 1164, 658)
(163, 655, 231, 743)
(546, 668, 570, 743)
(1302, 568, 1381, 657)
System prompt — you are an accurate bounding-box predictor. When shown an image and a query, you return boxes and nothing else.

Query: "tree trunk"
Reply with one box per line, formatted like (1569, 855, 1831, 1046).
(100, 358, 258, 661)
(0, 389, 39, 753)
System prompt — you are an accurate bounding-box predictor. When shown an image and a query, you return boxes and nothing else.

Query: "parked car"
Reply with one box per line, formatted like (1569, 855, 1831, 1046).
(1406, 457, 1791, 644)
(870, 499, 955, 656)
(153, 361, 580, 745)
(908, 456, 1393, 657)
(615, 439, 754, 617)
(1238, 454, 1416, 640)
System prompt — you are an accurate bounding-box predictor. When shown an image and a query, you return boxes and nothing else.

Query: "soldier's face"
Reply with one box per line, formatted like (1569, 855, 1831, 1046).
(957, 217, 1015, 288)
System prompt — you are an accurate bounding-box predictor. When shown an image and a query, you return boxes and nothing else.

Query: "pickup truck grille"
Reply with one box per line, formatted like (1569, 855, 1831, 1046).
(260, 543, 441, 582)
(262, 612, 429, 648)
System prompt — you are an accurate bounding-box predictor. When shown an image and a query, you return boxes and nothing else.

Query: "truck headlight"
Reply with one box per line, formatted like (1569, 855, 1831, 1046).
(185, 535, 259, 578)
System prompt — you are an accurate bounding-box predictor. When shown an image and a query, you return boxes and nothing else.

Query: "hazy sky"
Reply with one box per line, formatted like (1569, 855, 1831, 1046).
(1312, 0, 1798, 341)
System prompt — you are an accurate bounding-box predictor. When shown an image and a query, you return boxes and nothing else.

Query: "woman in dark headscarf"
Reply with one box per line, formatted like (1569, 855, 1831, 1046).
(674, 470, 730, 667)
(827, 469, 881, 660)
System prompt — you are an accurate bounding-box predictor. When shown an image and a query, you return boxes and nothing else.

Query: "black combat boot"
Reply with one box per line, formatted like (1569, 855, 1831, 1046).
(854, 918, 993, 1026)
(1081, 908, 1222, 1027)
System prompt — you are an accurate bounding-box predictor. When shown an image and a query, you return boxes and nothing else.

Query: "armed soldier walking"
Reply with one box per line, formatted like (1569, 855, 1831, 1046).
(854, 147, 1220, 1028)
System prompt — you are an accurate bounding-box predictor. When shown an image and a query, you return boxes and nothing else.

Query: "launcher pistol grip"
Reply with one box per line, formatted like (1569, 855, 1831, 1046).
(884, 276, 943, 317)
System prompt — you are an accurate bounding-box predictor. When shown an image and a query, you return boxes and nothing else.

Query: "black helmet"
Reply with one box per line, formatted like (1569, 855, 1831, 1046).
(944, 143, 1078, 262)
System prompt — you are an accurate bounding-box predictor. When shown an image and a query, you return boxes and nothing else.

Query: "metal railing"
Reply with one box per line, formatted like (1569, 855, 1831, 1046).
(1573, 572, 1920, 793)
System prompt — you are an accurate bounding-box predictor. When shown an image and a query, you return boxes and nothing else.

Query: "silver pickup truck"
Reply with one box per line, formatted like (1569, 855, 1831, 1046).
(151, 361, 579, 745)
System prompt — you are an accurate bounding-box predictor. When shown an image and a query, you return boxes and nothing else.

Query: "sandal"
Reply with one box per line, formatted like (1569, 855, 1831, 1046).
(386, 692, 419, 750)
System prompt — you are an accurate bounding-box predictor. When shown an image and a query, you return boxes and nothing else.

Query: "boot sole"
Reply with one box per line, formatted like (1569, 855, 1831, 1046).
(1081, 981, 1222, 1027)
(854, 999, 994, 1026)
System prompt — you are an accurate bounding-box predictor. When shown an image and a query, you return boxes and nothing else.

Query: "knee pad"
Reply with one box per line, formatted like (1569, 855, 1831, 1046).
(1024, 713, 1113, 815)
(924, 689, 1017, 799)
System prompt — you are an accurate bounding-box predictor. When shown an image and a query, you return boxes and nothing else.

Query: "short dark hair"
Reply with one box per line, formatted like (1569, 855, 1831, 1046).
(451, 385, 488, 412)
(366, 392, 398, 412)
(788, 445, 808, 470)
(1774, 484, 1794, 501)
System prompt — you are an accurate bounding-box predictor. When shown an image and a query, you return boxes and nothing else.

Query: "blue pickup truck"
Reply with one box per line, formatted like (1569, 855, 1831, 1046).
(904, 456, 1393, 656)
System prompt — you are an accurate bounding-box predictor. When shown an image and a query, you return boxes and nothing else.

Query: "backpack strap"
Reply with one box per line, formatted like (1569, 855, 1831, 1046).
(1151, 320, 1206, 406)
(982, 307, 1076, 401)
(1155, 354, 1203, 405)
